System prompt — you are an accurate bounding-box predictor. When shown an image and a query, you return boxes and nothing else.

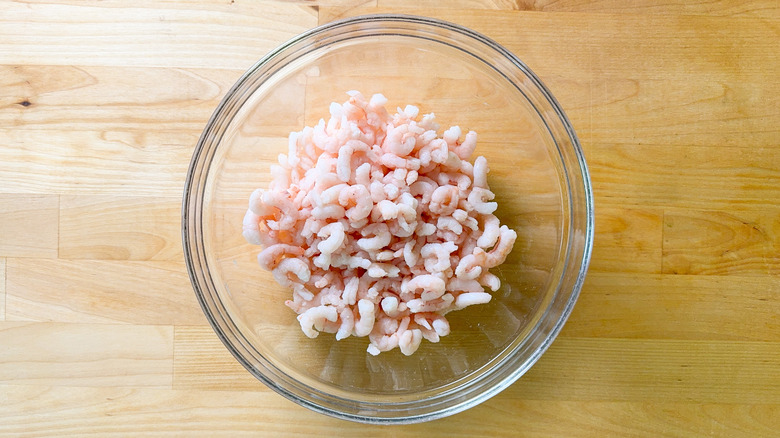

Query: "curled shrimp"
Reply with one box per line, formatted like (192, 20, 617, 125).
(338, 184, 372, 222)
(454, 251, 484, 280)
(242, 210, 263, 246)
(454, 131, 477, 160)
(429, 185, 459, 215)
(357, 223, 391, 252)
(272, 258, 311, 287)
(297, 305, 338, 338)
(336, 139, 370, 182)
(316, 222, 346, 255)
(354, 299, 376, 337)
(477, 214, 500, 249)
(421, 242, 457, 273)
(467, 187, 497, 215)
(484, 225, 518, 268)
(335, 308, 355, 341)
(382, 124, 416, 156)
(402, 274, 446, 301)
(257, 244, 304, 270)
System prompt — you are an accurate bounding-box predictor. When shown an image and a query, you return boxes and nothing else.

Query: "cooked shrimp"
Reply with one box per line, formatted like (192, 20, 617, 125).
(243, 92, 517, 356)
(256, 244, 305, 270)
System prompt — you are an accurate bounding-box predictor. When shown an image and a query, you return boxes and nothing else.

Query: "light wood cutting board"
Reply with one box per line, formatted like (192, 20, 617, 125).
(1, 1, 778, 436)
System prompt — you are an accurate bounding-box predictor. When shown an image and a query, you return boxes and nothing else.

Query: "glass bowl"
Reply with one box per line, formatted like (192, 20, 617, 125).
(182, 14, 593, 424)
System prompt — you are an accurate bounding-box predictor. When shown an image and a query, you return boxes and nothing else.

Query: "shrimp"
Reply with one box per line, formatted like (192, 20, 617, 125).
(242, 210, 263, 246)
(473, 155, 489, 189)
(357, 223, 391, 252)
(429, 185, 459, 216)
(478, 214, 501, 249)
(354, 299, 376, 337)
(402, 274, 446, 301)
(420, 242, 457, 273)
(335, 308, 355, 341)
(454, 292, 492, 309)
(467, 187, 498, 215)
(336, 140, 370, 182)
(297, 305, 338, 338)
(316, 222, 346, 255)
(272, 257, 310, 287)
(454, 131, 477, 160)
(256, 244, 304, 270)
(243, 92, 519, 356)
(484, 225, 518, 268)
(338, 184, 372, 222)
(382, 124, 416, 156)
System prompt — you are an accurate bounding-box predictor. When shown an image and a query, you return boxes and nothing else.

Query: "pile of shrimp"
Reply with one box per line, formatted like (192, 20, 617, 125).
(243, 91, 517, 356)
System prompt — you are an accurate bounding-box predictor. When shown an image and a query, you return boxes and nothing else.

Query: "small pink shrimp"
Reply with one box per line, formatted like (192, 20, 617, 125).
(256, 244, 305, 270)
(478, 271, 501, 292)
(398, 328, 423, 356)
(484, 225, 518, 268)
(242, 210, 263, 246)
(454, 252, 484, 280)
(341, 276, 360, 305)
(402, 274, 446, 301)
(447, 278, 484, 293)
(437, 216, 463, 235)
(429, 185, 459, 216)
(297, 305, 338, 338)
(382, 124, 416, 156)
(421, 241, 457, 273)
(272, 258, 311, 287)
(428, 138, 449, 164)
(316, 222, 346, 255)
(338, 184, 372, 222)
(335, 307, 355, 341)
(443, 125, 461, 146)
(472, 155, 489, 189)
(405, 293, 454, 313)
(414, 313, 450, 343)
(477, 214, 501, 249)
(354, 299, 376, 337)
(454, 292, 492, 309)
(467, 187, 498, 215)
(357, 223, 391, 252)
(454, 131, 477, 160)
(336, 140, 370, 182)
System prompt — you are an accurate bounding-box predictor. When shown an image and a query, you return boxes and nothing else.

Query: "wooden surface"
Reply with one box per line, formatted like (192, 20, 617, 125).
(1, 1, 779, 436)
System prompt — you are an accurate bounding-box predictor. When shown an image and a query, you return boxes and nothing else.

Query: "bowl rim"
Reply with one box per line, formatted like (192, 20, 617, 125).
(182, 12, 594, 424)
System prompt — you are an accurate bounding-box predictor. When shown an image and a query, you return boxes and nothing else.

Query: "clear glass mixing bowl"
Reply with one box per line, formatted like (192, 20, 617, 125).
(183, 14, 593, 424)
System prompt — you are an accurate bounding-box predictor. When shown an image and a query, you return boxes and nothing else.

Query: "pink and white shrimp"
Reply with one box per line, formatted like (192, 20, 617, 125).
(242, 92, 518, 356)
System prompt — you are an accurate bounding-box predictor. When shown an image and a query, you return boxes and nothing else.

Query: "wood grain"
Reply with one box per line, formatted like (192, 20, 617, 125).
(173, 325, 780, 404)
(0, 385, 776, 437)
(5, 258, 203, 325)
(0, 66, 231, 132)
(0, 129, 193, 196)
(376, 0, 780, 17)
(589, 207, 663, 273)
(0, 322, 173, 387)
(663, 208, 780, 275)
(59, 196, 182, 261)
(0, 194, 59, 258)
(173, 325, 264, 391)
(589, 145, 780, 210)
(514, 337, 780, 404)
(564, 273, 780, 341)
(0, 1, 318, 69)
(1, 0, 779, 435)
(0, 258, 5, 321)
